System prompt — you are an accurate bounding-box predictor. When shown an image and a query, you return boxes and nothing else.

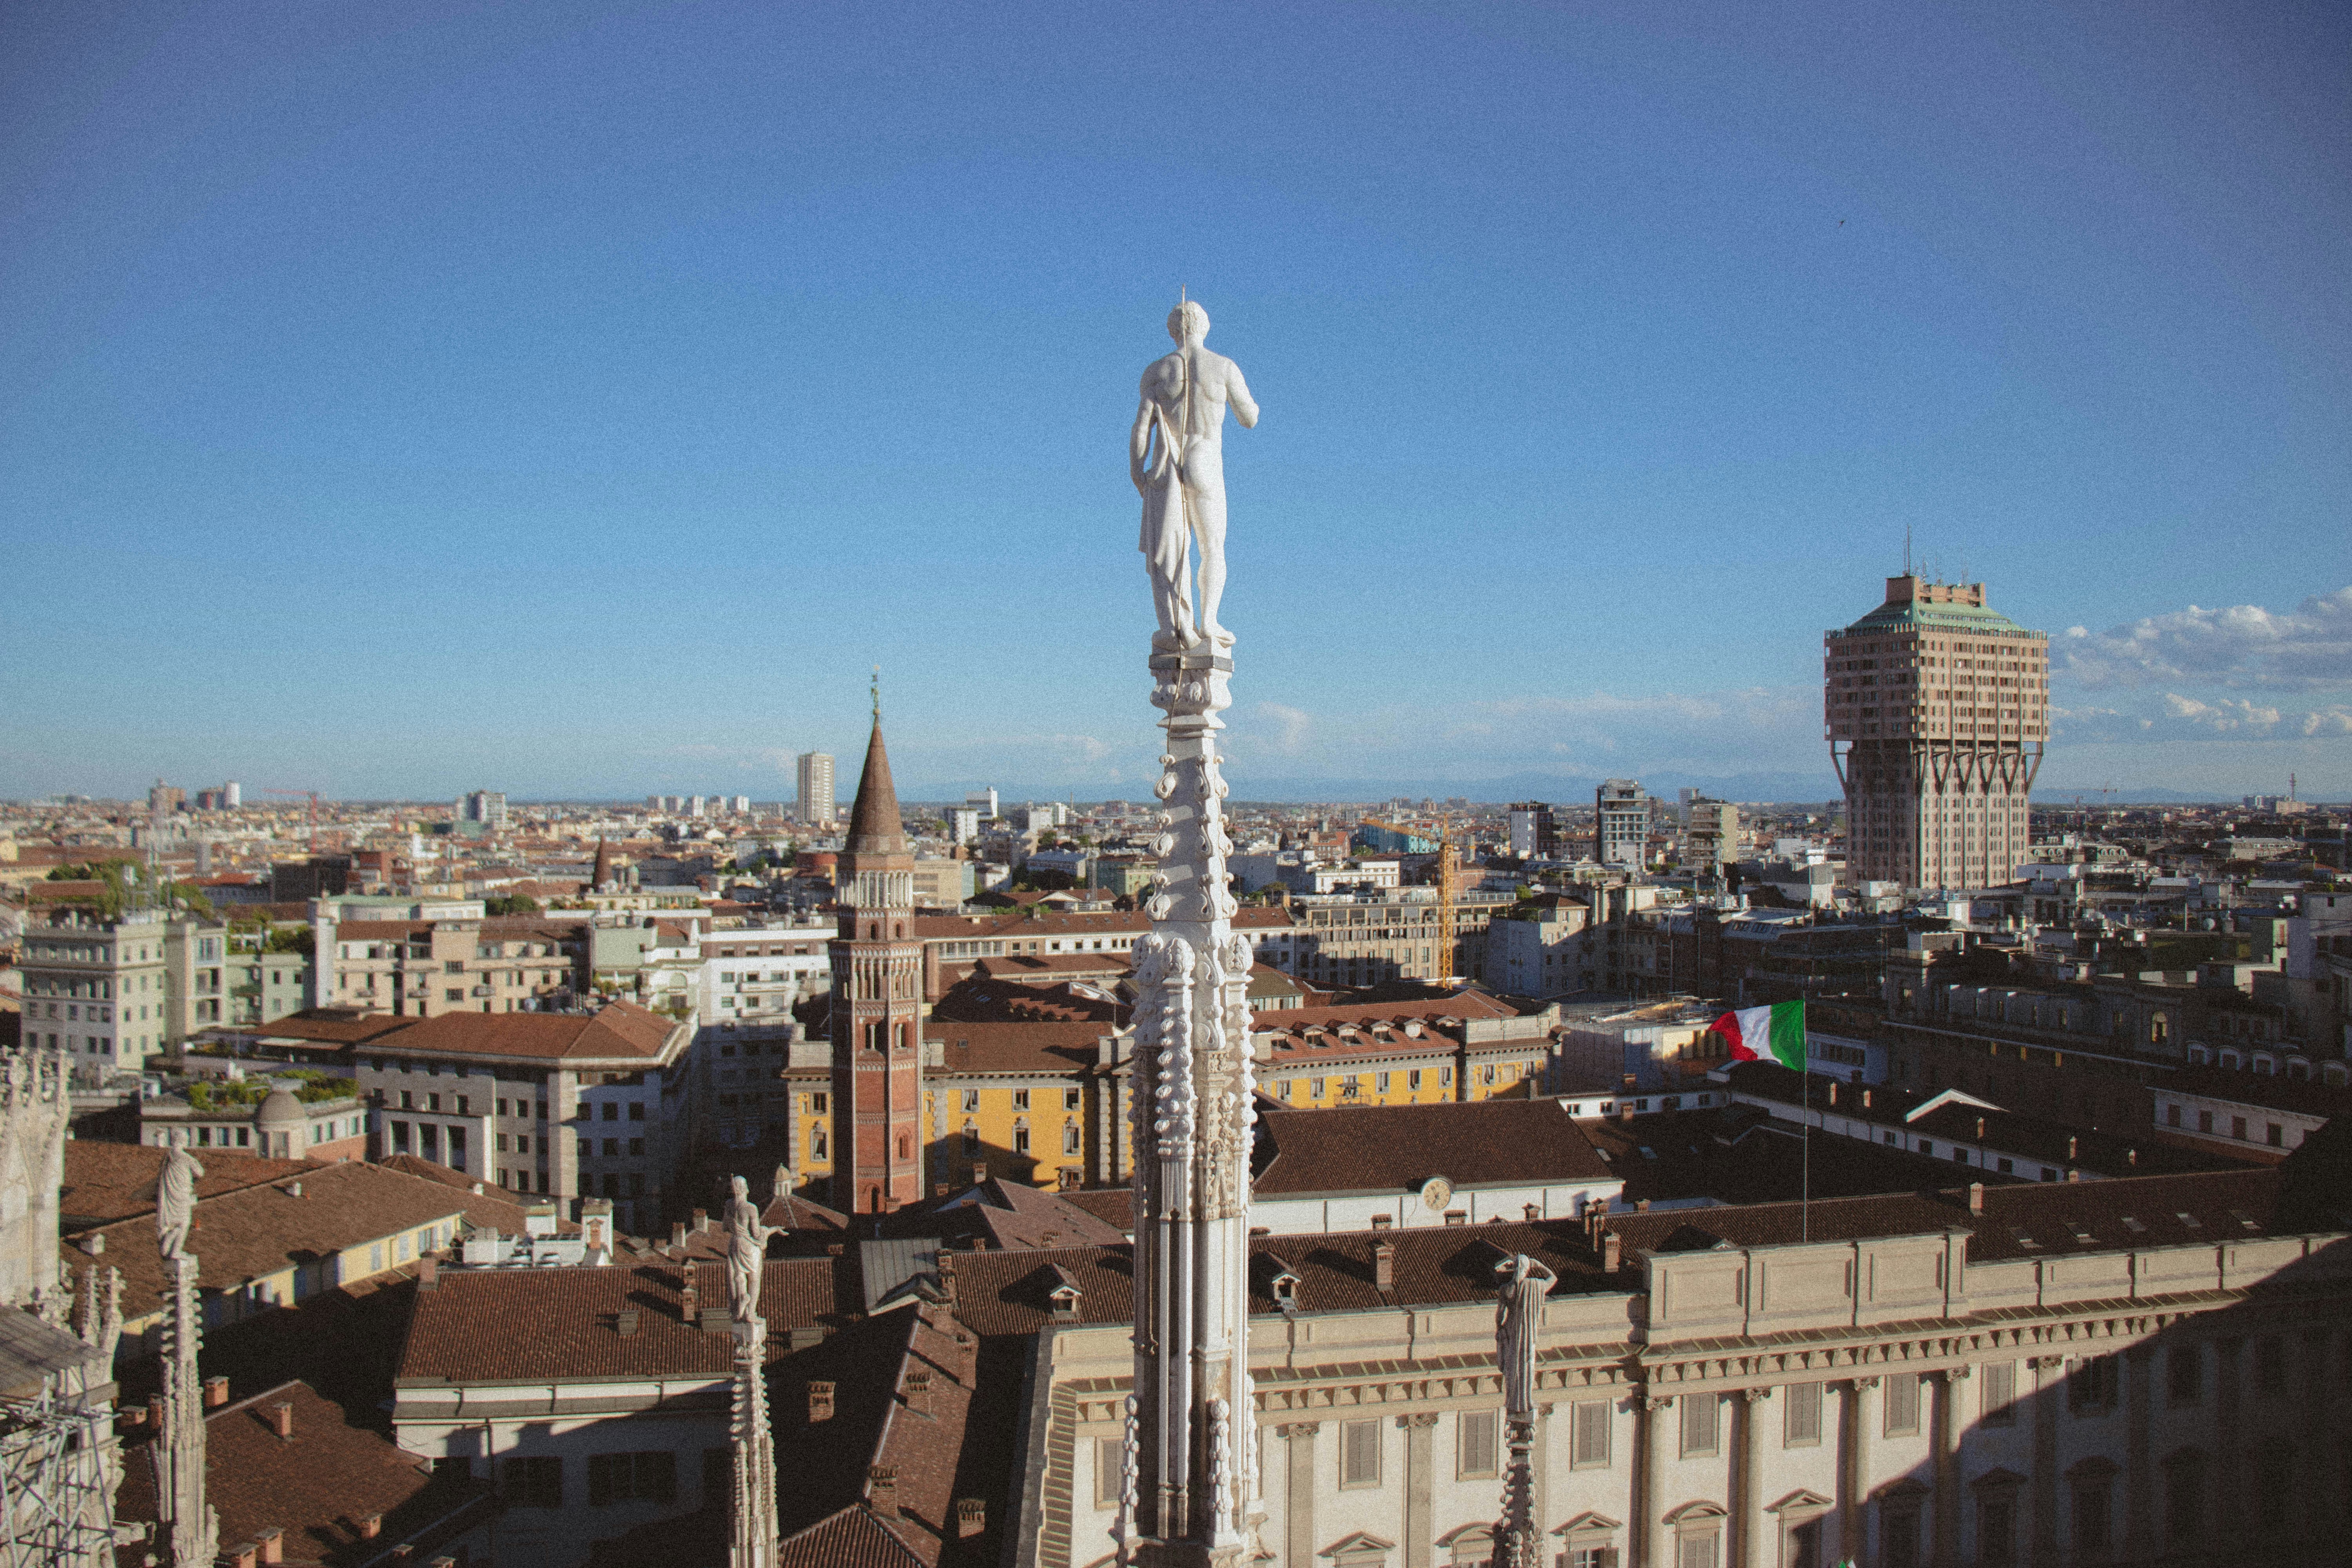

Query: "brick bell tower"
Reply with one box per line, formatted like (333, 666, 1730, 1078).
(828, 690, 925, 1215)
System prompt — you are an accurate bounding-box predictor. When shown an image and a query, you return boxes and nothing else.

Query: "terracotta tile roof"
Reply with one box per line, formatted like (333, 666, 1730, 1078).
(114, 1378, 492, 1567)
(926, 1021, 1114, 1075)
(927, 976, 1118, 1025)
(366, 1000, 685, 1063)
(777, 1508, 927, 1568)
(59, 1142, 312, 1233)
(918, 1178, 1128, 1252)
(1252, 1098, 1615, 1197)
(214, 1007, 421, 1047)
(767, 1303, 988, 1565)
(1057, 1188, 1135, 1234)
(397, 1257, 843, 1384)
(908, 906, 1295, 942)
(62, 1160, 528, 1326)
(1252, 993, 1518, 1029)
(332, 920, 428, 938)
(2158, 1063, 2352, 1120)
(1964, 1167, 2289, 1261)
(1721, 1062, 2238, 1176)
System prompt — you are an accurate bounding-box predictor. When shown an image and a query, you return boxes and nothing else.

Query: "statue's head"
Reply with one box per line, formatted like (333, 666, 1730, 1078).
(730, 1174, 750, 1201)
(1167, 299, 1210, 346)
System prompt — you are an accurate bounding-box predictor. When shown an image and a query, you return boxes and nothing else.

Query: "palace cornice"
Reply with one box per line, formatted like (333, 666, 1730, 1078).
(1047, 1276, 2351, 1426)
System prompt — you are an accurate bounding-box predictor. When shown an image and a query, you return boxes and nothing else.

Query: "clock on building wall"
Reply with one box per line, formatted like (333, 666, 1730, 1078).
(1418, 1176, 1452, 1212)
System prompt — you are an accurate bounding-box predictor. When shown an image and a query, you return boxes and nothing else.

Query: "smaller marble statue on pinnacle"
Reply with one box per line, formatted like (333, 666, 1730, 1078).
(724, 1174, 775, 1326)
(1132, 298, 1259, 654)
(157, 1145, 203, 1260)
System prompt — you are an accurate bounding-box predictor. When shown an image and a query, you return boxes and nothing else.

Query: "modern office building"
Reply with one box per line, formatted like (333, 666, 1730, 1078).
(455, 790, 508, 830)
(1684, 796, 1740, 869)
(1506, 801, 1559, 860)
(1595, 779, 1650, 868)
(795, 751, 836, 826)
(1827, 574, 2049, 891)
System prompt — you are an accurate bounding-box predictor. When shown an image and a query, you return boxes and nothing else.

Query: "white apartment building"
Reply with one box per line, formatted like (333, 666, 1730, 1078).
(795, 752, 836, 826)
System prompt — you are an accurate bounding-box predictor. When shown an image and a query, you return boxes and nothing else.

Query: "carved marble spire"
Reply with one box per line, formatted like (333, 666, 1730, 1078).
(725, 1239, 780, 1567)
(151, 1157, 217, 1568)
(1123, 300, 1261, 1568)
(1489, 1255, 1553, 1568)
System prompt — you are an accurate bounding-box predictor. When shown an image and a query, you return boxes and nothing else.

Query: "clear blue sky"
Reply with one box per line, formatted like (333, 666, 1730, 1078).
(4, 1, 2347, 802)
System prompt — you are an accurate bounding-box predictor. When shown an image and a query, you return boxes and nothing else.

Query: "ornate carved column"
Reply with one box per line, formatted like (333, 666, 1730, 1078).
(1933, 1367, 1967, 1568)
(153, 1253, 217, 1567)
(1403, 1413, 1438, 1568)
(1733, 1387, 1767, 1568)
(1129, 644, 1258, 1567)
(728, 1315, 778, 1568)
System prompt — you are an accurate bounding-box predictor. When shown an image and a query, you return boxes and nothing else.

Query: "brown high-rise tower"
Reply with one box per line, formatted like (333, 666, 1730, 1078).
(828, 711, 924, 1214)
(1828, 575, 2049, 892)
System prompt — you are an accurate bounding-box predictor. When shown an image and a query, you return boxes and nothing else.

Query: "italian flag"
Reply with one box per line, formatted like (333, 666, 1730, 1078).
(1712, 1000, 1807, 1070)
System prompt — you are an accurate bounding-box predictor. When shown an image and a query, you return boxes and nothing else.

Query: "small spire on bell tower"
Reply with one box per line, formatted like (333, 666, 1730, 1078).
(871, 664, 880, 721)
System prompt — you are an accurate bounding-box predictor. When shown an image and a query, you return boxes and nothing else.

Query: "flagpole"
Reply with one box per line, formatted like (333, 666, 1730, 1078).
(1800, 999, 1810, 1245)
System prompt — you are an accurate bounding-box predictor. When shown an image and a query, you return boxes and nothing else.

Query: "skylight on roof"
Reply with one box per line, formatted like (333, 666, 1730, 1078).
(2120, 1217, 2145, 1233)
(2065, 1221, 2095, 1244)
(2010, 1227, 2041, 1250)
(2176, 1212, 2201, 1229)
(2229, 1209, 2259, 1232)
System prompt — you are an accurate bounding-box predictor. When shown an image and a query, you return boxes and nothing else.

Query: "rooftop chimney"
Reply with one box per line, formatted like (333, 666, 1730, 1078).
(1372, 1241, 1396, 1292)
(671, 1220, 688, 1248)
(417, 1257, 438, 1291)
(1603, 1232, 1623, 1274)
(904, 1370, 931, 1414)
(972, 1161, 988, 1187)
(203, 1376, 230, 1408)
(691, 1207, 710, 1233)
(867, 1465, 900, 1517)
(1828, 1082, 1838, 1106)
(287, 1181, 301, 1198)
(257, 1526, 284, 1565)
(81, 1232, 103, 1256)
(228, 1545, 257, 1568)
(615, 1310, 641, 1338)
(145, 1396, 164, 1429)
(268, 1402, 294, 1439)
(2067, 1135, 2079, 1160)
(358, 1513, 383, 1540)
(1968, 1183, 1985, 1216)
(1368, 1213, 1392, 1230)
(935, 1182, 950, 1198)
(1975, 1116, 1987, 1140)
(956, 1497, 987, 1538)
(936, 1257, 959, 1305)
(809, 1381, 836, 1423)
(1862, 1089, 1873, 1110)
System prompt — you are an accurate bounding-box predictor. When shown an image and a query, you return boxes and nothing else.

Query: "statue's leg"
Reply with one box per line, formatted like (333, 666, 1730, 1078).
(1146, 484, 1195, 651)
(1191, 475, 1230, 647)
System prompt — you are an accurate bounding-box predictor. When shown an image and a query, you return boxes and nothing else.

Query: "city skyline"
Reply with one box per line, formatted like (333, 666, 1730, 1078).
(4, 2, 2347, 800)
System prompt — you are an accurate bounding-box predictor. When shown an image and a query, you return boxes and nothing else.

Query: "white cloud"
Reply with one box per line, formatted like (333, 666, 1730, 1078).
(2303, 708, 2352, 737)
(1254, 702, 1310, 753)
(2060, 585, 2352, 690)
(2161, 693, 2282, 733)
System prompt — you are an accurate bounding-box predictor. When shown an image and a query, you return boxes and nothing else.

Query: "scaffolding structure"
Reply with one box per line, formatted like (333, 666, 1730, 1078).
(0, 1387, 116, 1568)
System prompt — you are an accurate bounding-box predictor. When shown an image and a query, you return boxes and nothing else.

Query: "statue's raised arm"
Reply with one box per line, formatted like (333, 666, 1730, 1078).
(1133, 299, 1258, 654)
